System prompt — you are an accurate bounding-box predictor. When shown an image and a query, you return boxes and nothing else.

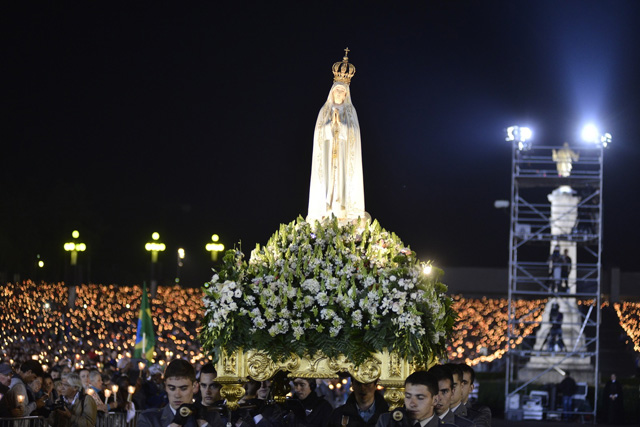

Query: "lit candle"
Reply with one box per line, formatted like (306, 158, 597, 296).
(127, 386, 135, 402)
(112, 385, 118, 404)
(104, 389, 111, 401)
(16, 394, 25, 405)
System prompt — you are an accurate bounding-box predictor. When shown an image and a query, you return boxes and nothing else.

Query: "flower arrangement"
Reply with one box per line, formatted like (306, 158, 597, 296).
(200, 216, 456, 367)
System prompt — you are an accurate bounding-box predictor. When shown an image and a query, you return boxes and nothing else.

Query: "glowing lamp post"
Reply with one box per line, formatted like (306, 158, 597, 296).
(64, 230, 86, 266)
(206, 234, 225, 262)
(64, 230, 86, 307)
(145, 232, 165, 298)
(175, 248, 185, 284)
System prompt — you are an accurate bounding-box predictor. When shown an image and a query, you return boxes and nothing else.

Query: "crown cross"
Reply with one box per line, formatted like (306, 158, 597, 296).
(332, 47, 356, 85)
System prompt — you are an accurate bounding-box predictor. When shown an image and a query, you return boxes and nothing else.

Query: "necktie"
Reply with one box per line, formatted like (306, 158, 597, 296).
(414, 422, 421, 427)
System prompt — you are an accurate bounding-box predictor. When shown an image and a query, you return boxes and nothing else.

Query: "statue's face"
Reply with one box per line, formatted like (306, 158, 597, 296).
(332, 86, 347, 105)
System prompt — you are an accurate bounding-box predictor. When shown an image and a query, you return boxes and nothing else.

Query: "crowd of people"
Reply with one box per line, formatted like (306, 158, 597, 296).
(1, 281, 560, 370)
(0, 355, 493, 427)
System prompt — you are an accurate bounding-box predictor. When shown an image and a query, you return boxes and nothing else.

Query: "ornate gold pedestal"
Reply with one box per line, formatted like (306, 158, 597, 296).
(214, 349, 434, 410)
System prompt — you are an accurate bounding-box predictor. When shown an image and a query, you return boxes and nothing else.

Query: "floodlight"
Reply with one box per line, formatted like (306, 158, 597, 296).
(601, 132, 612, 148)
(506, 126, 532, 150)
(581, 124, 599, 143)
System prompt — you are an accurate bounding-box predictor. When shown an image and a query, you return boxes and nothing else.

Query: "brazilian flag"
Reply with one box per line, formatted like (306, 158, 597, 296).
(133, 283, 155, 362)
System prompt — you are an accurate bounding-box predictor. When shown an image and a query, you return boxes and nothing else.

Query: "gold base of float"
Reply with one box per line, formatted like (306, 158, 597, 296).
(215, 348, 435, 410)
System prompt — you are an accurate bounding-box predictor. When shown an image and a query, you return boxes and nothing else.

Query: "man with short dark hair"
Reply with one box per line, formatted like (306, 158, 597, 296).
(376, 370, 439, 427)
(0, 360, 46, 417)
(329, 378, 388, 427)
(198, 364, 222, 408)
(288, 378, 332, 427)
(444, 364, 466, 418)
(427, 366, 474, 427)
(137, 359, 223, 427)
(457, 365, 490, 427)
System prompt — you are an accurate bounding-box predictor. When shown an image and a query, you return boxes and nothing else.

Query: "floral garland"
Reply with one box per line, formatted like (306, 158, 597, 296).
(200, 216, 456, 367)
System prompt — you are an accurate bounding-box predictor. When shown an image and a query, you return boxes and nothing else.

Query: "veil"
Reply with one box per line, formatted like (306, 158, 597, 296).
(307, 81, 366, 222)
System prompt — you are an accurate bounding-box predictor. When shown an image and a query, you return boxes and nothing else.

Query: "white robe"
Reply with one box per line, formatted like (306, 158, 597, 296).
(307, 82, 366, 222)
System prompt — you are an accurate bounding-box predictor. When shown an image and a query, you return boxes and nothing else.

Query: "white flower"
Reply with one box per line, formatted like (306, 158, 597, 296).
(301, 279, 320, 294)
(316, 292, 329, 306)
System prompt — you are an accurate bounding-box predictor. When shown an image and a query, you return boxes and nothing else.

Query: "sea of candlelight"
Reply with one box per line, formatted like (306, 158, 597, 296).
(1, 281, 637, 369)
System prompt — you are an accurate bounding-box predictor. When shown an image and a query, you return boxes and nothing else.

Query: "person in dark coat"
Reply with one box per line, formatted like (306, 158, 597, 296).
(328, 378, 388, 427)
(427, 366, 475, 427)
(284, 378, 333, 427)
(602, 373, 624, 424)
(137, 359, 223, 427)
(557, 372, 577, 420)
(458, 364, 491, 427)
(375, 371, 440, 427)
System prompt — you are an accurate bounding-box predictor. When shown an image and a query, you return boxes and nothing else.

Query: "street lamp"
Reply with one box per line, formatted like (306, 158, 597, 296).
(175, 248, 185, 284)
(205, 234, 225, 262)
(64, 230, 86, 266)
(145, 232, 165, 298)
(64, 230, 86, 307)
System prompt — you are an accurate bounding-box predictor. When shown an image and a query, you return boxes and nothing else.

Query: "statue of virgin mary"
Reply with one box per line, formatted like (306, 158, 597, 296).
(307, 50, 367, 223)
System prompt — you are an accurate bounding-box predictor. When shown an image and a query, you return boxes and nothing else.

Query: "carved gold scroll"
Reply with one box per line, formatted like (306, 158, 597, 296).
(214, 349, 435, 410)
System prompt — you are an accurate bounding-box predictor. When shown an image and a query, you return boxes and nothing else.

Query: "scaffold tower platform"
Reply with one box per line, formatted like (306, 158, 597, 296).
(504, 135, 604, 423)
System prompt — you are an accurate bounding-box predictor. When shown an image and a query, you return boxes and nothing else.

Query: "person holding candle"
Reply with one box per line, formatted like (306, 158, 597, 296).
(138, 359, 223, 427)
(48, 372, 97, 427)
(87, 370, 109, 413)
(0, 360, 46, 417)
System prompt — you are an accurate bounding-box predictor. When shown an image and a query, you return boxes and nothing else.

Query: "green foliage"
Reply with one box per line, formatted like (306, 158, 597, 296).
(200, 216, 456, 367)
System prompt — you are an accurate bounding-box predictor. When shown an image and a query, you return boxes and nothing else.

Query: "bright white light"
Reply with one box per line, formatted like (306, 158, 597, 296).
(581, 124, 599, 143)
(506, 126, 532, 149)
(423, 265, 432, 275)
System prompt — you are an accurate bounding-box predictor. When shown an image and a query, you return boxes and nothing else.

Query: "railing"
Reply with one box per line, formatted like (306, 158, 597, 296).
(0, 411, 141, 427)
(96, 411, 140, 427)
(0, 417, 48, 427)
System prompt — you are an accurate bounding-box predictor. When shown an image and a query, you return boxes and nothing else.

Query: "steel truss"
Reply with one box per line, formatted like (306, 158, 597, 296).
(504, 142, 603, 423)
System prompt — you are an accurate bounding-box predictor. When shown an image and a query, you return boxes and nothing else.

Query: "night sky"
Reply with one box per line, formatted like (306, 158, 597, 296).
(3, 1, 640, 286)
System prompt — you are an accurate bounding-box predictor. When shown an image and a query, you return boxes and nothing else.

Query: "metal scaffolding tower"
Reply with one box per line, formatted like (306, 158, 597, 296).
(504, 130, 605, 422)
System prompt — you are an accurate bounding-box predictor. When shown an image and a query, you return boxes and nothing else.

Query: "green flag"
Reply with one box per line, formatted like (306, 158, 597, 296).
(134, 283, 155, 362)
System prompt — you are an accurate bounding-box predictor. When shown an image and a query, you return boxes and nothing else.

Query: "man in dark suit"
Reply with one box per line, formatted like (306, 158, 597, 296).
(427, 366, 474, 427)
(329, 378, 388, 427)
(137, 359, 223, 427)
(457, 365, 490, 427)
(376, 371, 440, 427)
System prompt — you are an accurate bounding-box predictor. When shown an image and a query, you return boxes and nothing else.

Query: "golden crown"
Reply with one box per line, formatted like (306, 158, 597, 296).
(332, 47, 356, 84)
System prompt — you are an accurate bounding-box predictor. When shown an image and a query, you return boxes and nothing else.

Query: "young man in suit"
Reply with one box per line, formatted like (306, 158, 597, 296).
(137, 359, 223, 427)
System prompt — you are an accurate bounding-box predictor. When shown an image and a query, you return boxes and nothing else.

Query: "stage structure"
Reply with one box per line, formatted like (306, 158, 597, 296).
(503, 126, 609, 421)
(200, 51, 456, 410)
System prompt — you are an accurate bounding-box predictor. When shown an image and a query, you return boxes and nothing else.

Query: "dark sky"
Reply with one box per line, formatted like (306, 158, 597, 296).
(3, 1, 640, 285)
